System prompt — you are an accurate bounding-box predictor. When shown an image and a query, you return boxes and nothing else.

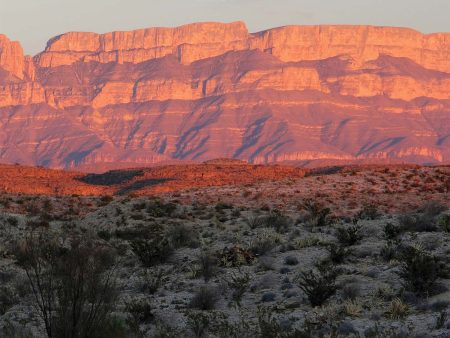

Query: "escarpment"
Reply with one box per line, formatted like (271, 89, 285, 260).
(0, 22, 449, 170)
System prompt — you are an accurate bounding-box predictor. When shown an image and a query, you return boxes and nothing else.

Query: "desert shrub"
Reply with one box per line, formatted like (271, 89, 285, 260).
(166, 223, 200, 248)
(399, 201, 447, 232)
(263, 209, 292, 233)
(256, 306, 283, 337)
(296, 263, 338, 307)
(131, 236, 173, 268)
(336, 225, 362, 246)
(196, 251, 219, 282)
(356, 204, 381, 220)
(249, 231, 279, 256)
(99, 195, 114, 205)
(146, 200, 177, 217)
(15, 232, 118, 338)
(383, 222, 402, 240)
(6, 216, 18, 227)
(186, 311, 211, 338)
(326, 244, 351, 264)
(419, 200, 448, 217)
(439, 214, 450, 232)
(219, 246, 255, 267)
(130, 224, 174, 267)
(153, 322, 180, 338)
(399, 245, 442, 295)
(343, 299, 363, 317)
(244, 215, 265, 229)
(341, 283, 361, 301)
(380, 241, 398, 262)
(189, 286, 220, 310)
(223, 272, 251, 307)
(142, 267, 168, 294)
(208, 311, 254, 338)
(126, 299, 154, 325)
(398, 213, 438, 232)
(295, 236, 324, 249)
(301, 199, 333, 227)
(385, 298, 409, 319)
(97, 229, 112, 241)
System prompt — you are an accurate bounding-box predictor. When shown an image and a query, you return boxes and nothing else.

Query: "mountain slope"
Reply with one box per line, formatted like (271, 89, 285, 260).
(0, 22, 449, 170)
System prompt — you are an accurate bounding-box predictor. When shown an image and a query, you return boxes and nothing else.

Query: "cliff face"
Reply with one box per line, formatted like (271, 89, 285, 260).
(0, 22, 449, 170)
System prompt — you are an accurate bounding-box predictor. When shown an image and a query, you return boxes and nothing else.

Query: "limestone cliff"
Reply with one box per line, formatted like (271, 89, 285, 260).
(0, 22, 449, 170)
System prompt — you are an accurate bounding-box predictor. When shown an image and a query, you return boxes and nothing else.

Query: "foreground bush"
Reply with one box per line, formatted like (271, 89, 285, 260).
(399, 245, 442, 295)
(15, 232, 120, 338)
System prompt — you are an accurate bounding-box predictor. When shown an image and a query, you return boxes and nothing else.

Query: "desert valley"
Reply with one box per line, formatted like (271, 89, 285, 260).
(0, 14, 449, 338)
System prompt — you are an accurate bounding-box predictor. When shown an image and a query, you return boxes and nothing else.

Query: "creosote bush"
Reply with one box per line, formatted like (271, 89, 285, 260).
(326, 244, 351, 264)
(146, 200, 177, 217)
(336, 224, 363, 246)
(263, 209, 292, 233)
(356, 204, 381, 220)
(126, 299, 154, 325)
(398, 201, 447, 233)
(14, 232, 120, 338)
(383, 223, 402, 240)
(131, 236, 173, 267)
(223, 272, 251, 307)
(245, 215, 265, 229)
(166, 223, 200, 249)
(399, 245, 443, 295)
(296, 262, 338, 307)
(301, 199, 333, 227)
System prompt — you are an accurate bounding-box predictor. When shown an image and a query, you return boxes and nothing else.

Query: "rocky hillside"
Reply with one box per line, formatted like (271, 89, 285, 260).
(0, 22, 449, 169)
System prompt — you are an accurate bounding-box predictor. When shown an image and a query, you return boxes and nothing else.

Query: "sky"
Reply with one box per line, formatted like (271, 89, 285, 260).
(1, 0, 449, 55)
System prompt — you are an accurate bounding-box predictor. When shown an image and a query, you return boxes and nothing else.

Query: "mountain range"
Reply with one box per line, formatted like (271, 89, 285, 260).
(0, 21, 449, 171)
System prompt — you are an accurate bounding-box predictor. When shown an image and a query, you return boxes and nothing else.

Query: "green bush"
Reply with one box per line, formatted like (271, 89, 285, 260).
(131, 236, 173, 267)
(146, 200, 177, 217)
(356, 204, 381, 220)
(336, 225, 363, 246)
(326, 244, 351, 264)
(301, 199, 334, 227)
(296, 263, 337, 307)
(263, 210, 292, 233)
(126, 299, 154, 324)
(224, 272, 251, 307)
(399, 245, 442, 295)
(383, 223, 402, 240)
(166, 223, 200, 249)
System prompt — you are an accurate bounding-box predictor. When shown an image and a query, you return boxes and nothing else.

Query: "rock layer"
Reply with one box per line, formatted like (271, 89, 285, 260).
(0, 22, 449, 170)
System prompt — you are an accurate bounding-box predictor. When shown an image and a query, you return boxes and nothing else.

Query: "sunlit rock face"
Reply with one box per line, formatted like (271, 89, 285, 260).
(0, 22, 449, 170)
